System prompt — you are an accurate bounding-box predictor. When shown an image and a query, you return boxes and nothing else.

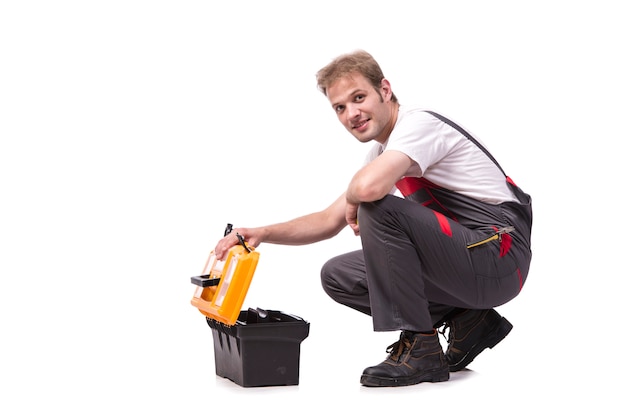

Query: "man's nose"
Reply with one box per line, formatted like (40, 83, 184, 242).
(346, 103, 361, 119)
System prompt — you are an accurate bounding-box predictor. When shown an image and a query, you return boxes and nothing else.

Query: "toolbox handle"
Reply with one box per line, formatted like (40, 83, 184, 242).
(190, 274, 220, 287)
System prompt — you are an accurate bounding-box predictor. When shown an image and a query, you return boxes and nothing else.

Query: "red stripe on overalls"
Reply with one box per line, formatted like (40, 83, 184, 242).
(434, 211, 452, 237)
(395, 177, 452, 237)
(396, 176, 440, 196)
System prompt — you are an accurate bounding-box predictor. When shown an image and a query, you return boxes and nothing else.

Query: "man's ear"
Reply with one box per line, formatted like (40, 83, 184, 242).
(380, 78, 393, 101)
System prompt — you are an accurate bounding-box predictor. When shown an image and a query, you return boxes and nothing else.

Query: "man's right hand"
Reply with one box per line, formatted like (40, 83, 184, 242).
(214, 227, 257, 260)
(345, 201, 360, 236)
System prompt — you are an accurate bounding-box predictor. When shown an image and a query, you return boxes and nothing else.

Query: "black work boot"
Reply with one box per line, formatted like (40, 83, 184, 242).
(443, 309, 513, 372)
(360, 330, 449, 387)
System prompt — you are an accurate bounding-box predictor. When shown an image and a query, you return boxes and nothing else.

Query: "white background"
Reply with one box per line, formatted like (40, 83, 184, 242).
(1, 1, 624, 416)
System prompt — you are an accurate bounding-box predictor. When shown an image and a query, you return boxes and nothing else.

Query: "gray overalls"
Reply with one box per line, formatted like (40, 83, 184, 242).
(320, 112, 533, 332)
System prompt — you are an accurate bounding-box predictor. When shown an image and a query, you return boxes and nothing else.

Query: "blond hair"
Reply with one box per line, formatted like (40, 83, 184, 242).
(316, 50, 398, 103)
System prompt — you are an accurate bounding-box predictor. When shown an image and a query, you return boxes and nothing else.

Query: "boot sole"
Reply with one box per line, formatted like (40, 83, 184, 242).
(360, 367, 450, 387)
(448, 316, 513, 372)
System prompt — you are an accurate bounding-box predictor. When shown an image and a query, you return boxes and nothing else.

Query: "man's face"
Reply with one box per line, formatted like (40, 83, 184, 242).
(326, 72, 395, 144)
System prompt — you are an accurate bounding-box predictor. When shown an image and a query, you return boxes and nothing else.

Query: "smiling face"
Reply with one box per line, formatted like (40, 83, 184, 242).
(326, 72, 398, 144)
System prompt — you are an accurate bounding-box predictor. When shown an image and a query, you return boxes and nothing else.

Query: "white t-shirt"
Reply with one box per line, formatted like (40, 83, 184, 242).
(364, 106, 518, 204)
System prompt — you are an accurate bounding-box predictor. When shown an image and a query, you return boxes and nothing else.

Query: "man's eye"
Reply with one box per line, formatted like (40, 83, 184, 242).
(354, 95, 365, 102)
(335, 105, 345, 113)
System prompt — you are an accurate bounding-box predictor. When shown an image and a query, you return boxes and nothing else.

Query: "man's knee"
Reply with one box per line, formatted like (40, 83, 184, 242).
(319, 252, 371, 315)
(320, 256, 342, 297)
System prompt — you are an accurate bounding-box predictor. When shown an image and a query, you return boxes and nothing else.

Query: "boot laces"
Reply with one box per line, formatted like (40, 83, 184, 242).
(386, 334, 412, 362)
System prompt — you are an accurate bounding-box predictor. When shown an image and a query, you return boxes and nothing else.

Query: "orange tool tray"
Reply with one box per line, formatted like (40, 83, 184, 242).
(190, 244, 260, 325)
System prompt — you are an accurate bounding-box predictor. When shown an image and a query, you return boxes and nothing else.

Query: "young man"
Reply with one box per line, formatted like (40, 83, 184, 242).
(214, 50, 532, 387)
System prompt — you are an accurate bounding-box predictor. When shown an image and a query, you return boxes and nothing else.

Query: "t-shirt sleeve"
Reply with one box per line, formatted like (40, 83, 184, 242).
(384, 109, 453, 178)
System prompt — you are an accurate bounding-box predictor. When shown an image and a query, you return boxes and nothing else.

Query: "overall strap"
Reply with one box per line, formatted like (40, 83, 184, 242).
(424, 110, 506, 177)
